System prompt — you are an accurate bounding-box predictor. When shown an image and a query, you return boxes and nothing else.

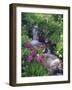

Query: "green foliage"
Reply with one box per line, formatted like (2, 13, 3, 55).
(47, 15, 63, 43)
(22, 59, 48, 77)
(22, 48, 31, 57)
(55, 34, 63, 58)
(21, 26, 32, 46)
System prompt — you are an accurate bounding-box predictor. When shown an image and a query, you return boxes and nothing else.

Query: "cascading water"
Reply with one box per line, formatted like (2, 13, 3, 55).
(31, 25, 40, 46)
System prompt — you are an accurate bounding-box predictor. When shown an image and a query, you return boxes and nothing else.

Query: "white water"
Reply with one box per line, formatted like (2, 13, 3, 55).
(31, 25, 40, 45)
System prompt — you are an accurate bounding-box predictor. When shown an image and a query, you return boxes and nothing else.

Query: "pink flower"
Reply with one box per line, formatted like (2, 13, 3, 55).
(27, 55, 33, 63)
(24, 43, 32, 48)
(31, 49, 36, 57)
(36, 55, 45, 63)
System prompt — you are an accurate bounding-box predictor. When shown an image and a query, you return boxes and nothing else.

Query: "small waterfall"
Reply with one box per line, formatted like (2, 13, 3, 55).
(32, 25, 38, 40)
(31, 25, 40, 46)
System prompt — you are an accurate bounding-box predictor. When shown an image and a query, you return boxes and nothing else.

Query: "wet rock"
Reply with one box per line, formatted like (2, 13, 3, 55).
(42, 53, 63, 75)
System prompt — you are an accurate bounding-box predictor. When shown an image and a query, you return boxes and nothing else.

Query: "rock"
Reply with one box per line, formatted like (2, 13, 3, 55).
(42, 53, 63, 75)
(31, 40, 41, 46)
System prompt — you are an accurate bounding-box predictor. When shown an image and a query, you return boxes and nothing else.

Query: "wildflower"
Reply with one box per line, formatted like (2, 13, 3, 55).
(27, 55, 33, 63)
(31, 49, 36, 57)
(36, 55, 45, 63)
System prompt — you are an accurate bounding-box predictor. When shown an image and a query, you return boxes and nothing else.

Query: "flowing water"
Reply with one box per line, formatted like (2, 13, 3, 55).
(31, 25, 40, 46)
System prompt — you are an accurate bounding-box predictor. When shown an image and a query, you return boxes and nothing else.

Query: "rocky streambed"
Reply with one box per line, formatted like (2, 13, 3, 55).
(41, 52, 63, 75)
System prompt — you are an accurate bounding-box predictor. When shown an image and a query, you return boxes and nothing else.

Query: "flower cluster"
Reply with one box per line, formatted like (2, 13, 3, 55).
(24, 42, 45, 63)
(36, 55, 45, 63)
(27, 55, 32, 63)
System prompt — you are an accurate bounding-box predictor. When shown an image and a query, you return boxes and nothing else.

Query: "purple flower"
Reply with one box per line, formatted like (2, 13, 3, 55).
(27, 55, 33, 63)
(24, 43, 32, 48)
(31, 49, 36, 57)
(36, 55, 45, 63)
